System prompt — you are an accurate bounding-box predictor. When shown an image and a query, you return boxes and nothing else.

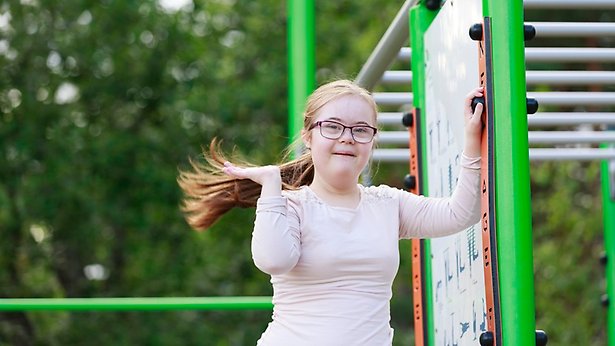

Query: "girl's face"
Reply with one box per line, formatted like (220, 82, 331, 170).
(302, 95, 377, 190)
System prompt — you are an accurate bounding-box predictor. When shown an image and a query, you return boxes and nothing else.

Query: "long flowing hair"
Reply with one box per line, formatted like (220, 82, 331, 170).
(177, 79, 378, 230)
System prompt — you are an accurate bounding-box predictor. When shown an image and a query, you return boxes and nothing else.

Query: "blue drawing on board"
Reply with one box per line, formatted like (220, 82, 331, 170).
(480, 298, 487, 332)
(473, 301, 477, 340)
(445, 249, 453, 287)
(460, 321, 470, 338)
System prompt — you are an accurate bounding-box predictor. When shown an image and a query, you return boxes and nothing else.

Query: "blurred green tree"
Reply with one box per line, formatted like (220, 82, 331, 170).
(0, 0, 402, 345)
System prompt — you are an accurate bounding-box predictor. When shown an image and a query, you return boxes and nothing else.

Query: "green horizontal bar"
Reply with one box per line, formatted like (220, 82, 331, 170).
(0, 296, 273, 311)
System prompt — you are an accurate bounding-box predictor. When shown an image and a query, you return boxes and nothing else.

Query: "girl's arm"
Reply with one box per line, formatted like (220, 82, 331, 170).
(399, 156, 481, 239)
(399, 87, 484, 238)
(223, 163, 301, 275)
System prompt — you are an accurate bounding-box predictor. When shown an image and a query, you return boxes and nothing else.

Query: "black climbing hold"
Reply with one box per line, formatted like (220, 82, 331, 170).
(472, 97, 485, 114)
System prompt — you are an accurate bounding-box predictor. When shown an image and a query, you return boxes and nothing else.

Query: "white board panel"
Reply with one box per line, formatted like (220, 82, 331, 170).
(423, 0, 487, 344)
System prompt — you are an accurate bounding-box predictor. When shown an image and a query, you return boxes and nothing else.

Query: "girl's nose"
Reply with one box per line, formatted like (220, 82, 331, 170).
(339, 127, 355, 143)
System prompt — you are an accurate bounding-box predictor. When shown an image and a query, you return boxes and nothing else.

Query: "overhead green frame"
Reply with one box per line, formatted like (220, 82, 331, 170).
(288, 0, 315, 147)
(601, 150, 615, 346)
(483, 0, 536, 344)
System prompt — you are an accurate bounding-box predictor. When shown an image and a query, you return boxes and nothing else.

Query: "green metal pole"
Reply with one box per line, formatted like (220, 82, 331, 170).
(288, 0, 315, 147)
(483, 0, 536, 344)
(0, 297, 273, 311)
(409, 4, 437, 345)
(601, 149, 615, 346)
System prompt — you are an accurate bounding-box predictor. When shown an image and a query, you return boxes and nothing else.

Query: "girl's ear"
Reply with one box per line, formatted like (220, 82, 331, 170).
(301, 128, 311, 149)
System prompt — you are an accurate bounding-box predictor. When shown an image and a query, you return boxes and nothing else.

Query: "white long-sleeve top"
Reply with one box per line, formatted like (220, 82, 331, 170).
(252, 154, 481, 346)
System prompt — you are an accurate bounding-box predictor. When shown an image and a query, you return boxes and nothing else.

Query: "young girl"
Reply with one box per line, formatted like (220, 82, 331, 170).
(178, 80, 484, 345)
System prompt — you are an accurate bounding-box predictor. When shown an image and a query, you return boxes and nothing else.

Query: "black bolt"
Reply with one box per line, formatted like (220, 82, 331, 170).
(479, 331, 494, 346)
(402, 112, 413, 127)
(524, 24, 537, 41)
(599, 251, 607, 266)
(404, 174, 416, 190)
(425, 0, 440, 10)
(527, 98, 539, 114)
(601, 294, 609, 307)
(469, 23, 483, 41)
(536, 330, 548, 346)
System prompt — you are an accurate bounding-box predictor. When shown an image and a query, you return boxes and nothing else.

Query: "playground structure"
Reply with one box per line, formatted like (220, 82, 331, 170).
(353, 0, 614, 345)
(1, 1, 614, 345)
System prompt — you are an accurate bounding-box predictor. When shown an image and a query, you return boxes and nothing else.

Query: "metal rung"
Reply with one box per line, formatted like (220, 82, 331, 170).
(377, 131, 410, 145)
(528, 92, 615, 106)
(373, 92, 413, 106)
(381, 71, 412, 85)
(378, 112, 405, 126)
(377, 111, 615, 128)
(530, 148, 615, 160)
(372, 148, 615, 162)
(398, 47, 411, 62)
(529, 131, 615, 144)
(529, 113, 615, 126)
(524, 0, 615, 9)
(372, 149, 409, 162)
(529, 22, 615, 37)
(527, 71, 615, 85)
(400, 47, 615, 63)
(376, 130, 615, 146)
(381, 70, 615, 85)
(377, 112, 615, 127)
(526, 48, 615, 62)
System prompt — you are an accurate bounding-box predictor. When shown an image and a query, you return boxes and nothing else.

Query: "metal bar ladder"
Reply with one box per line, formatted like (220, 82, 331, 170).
(357, 0, 615, 163)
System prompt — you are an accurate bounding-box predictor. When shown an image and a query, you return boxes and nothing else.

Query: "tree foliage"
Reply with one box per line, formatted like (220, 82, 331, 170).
(0, 0, 402, 345)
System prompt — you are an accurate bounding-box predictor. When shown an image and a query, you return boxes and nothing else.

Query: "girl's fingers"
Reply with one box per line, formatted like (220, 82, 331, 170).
(464, 87, 484, 103)
(472, 102, 484, 121)
(222, 165, 279, 187)
(222, 163, 242, 177)
(464, 87, 485, 116)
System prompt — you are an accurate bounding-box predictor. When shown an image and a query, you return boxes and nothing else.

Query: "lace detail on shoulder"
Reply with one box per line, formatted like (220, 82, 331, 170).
(360, 184, 399, 203)
(283, 185, 399, 206)
(282, 186, 315, 205)
(302, 187, 326, 205)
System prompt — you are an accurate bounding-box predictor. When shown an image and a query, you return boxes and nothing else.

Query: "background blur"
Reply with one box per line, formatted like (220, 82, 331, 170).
(0, 1, 612, 345)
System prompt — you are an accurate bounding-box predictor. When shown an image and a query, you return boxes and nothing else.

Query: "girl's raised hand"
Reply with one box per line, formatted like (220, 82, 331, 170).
(223, 162, 282, 197)
(463, 87, 484, 158)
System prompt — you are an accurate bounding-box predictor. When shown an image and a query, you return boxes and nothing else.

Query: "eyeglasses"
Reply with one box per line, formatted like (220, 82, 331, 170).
(308, 120, 378, 144)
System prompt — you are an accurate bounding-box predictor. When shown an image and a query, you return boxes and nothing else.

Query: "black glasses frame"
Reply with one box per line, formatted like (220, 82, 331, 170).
(308, 120, 378, 143)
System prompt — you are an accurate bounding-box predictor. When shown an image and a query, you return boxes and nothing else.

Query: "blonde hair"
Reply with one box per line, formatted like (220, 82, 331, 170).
(178, 80, 378, 230)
